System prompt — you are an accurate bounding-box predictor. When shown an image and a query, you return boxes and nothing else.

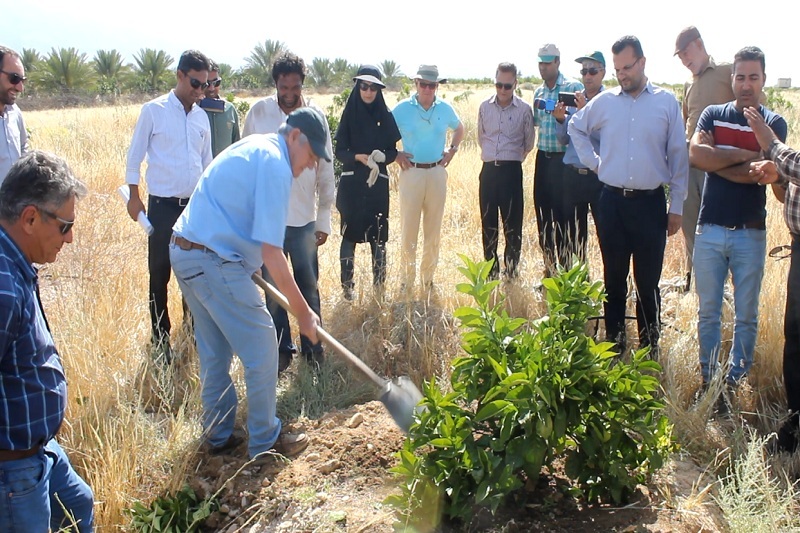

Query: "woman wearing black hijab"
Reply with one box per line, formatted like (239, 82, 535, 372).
(335, 65, 401, 299)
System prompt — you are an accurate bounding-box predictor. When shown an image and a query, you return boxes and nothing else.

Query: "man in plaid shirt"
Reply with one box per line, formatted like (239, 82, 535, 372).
(533, 43, 583, 277)
(745, 106, 800, 453)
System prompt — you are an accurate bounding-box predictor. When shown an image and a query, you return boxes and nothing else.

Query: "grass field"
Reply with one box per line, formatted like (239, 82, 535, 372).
(23, 85, 800, 530)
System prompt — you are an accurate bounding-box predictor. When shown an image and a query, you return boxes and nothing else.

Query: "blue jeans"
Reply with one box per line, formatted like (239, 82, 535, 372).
(0, 439, 94, 532)
(262, 222, 322, 357)
(694, 224, 766, 384)
(171, 245, 282, 458)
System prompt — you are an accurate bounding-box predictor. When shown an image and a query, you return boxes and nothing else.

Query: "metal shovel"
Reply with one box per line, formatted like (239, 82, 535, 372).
(252, 273, 424, 433)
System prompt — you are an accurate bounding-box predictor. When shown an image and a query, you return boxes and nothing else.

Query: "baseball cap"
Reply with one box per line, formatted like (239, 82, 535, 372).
(574, 51, 606, 67)
(286, 107, 331, 162)
(674, 26, 701, 55)
(538, 44, 560, 63)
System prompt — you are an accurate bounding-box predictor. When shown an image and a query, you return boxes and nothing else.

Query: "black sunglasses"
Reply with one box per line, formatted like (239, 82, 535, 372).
(1, 70, 26, 85)
(580, 68, 602, 76)
(418, 81, 437, 90)
(39, 207, 75, 235)
(359, 82, 379, 92)
(208, 78, 222, 88)
(495, 82, 514, 90)
(182, 71, 209, 90)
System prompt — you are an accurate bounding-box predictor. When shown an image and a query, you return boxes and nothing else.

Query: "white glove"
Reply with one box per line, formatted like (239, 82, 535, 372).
(366, 150, 386, 187)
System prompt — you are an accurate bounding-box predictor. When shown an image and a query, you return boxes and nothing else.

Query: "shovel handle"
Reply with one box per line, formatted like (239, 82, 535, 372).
(251, 273, 387, 389)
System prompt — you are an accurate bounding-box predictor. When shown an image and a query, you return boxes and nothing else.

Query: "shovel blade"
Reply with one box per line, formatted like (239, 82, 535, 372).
(379, 376, 425, 433)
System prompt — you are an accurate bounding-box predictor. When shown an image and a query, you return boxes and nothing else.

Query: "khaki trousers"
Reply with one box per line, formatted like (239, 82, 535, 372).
(399, 165, 448, 286)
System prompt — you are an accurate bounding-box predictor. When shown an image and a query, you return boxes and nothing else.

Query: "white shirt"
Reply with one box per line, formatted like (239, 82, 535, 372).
(0, 104, 29, 184)
(242, 95, 334, 234)
(125, 90, 212, 198)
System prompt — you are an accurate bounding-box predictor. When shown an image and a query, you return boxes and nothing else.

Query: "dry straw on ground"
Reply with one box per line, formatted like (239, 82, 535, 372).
(24, 86, 800, 529)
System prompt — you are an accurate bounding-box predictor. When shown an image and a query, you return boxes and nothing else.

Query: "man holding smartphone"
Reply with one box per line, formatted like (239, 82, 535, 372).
(553, 51, 606, 267)
(477, 62, 535, 280)
(533, 44, 584, 278)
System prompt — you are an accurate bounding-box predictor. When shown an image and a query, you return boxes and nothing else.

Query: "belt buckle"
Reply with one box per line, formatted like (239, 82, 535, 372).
(493, 160, 501, 166)
(622, 188, 635, 198)
(578, 168, 588, 175)
(178, 197, 189, 207)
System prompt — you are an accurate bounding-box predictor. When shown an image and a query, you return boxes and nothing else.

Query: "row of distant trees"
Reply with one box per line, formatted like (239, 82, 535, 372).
(18, 39, 407, 98)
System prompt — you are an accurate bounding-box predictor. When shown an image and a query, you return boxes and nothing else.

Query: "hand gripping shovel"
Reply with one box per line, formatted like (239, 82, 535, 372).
(252, 273, 424, 433)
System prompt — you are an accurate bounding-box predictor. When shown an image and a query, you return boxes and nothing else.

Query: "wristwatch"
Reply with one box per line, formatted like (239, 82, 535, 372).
(449, 144, 459, 153)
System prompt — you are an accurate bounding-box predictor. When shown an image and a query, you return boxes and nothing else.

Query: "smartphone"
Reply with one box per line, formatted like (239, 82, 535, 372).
(558, 92, 577, 107)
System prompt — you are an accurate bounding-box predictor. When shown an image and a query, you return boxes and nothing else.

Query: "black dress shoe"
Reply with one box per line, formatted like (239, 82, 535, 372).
(208, 434, 244, 455)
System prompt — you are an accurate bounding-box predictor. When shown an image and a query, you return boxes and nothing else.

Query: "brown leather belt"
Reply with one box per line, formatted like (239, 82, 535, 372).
(603, 184, 660, 198)
(0, 444, 42, 462)
(171, 234, 209, 252)
(568, 164, 593, 175)
(411, 160, 441, 169)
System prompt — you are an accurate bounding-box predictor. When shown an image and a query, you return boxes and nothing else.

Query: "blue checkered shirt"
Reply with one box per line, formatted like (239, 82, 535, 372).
(533, 72, 584, 152)
(0, 226, 66, 450)
(769, 140, 800, 235)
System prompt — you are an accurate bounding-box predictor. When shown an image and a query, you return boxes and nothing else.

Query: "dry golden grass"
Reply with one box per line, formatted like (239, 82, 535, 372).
(23, 87, 800, 529)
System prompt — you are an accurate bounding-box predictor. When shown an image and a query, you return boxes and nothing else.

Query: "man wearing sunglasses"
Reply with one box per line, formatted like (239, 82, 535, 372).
(674, 26, 735, 293)
(533, 43, 584, 279)
(477, 62, 534, 280)
(553, 51, 606, 267)
(0, 151, 94, 532)
(569, 36, 688, 357)
(242, 52, 334, 371)
(393, 64, 464, 294)
(125, 49, 213, 363)
(0, 46, 29, 184)
(200, 60, 240, 158)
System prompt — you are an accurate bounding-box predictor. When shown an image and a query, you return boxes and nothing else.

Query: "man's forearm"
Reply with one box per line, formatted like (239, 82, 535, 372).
(713, 160, 763, 184)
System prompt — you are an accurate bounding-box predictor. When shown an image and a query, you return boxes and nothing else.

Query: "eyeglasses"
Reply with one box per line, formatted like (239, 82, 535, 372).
(1, 70, 26, 85)
(495, 82, 514, 90)
(208, 78, 222, 88)
(182, 71, 209, 90)
(359, 82, 379, 92)
(615, 57, 641, 75)
(417, 81, 437, 90)
(38, 207, 74, 235)
(580, 68, 602, 76)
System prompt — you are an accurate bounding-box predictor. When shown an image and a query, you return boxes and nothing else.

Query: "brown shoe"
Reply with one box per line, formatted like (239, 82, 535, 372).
(272, 432, 309, 457)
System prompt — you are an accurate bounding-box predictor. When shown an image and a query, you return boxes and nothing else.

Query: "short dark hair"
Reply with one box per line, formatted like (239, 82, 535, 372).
(208, 59, 219, 73)
(177, 50, 210, 73)
(0, 151, 87, 222)
(496, 62, 517, 79)
(612, 35, 644, 59)
(272, 52, 306, 85)
(734, 46, 766, 75)
(0, 45, 20, 67)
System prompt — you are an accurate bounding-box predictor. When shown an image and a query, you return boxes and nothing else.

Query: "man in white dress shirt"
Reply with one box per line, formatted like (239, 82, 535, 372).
(0, 46, 29, 183)
(242, 52, 334, 372)
(125, 49, 212, 361)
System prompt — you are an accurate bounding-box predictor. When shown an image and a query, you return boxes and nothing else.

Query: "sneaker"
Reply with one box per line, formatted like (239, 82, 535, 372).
(271, 432, 309, 457)
(207, 434, 244, 456)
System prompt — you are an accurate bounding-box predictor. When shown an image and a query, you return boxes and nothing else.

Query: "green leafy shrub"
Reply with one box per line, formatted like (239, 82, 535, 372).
(764, 87, 794, 112)
(387, 256, 675, 530)
(126, 484, 215, 533)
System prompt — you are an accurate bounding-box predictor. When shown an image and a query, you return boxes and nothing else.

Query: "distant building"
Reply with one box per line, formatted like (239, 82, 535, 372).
(777, 78, 792, 89)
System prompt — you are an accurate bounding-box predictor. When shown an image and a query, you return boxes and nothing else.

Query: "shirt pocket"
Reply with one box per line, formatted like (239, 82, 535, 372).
(188, 119, 208, 153)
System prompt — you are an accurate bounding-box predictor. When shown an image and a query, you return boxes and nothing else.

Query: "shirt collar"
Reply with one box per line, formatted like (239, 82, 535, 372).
(612, 79, 655, 97)
(411, 94, 439, 107)
(697, 56, 718, 78)
(168, 90, 196, 112)
(488, 94, 519, 106)
(0, 225, 37, 283)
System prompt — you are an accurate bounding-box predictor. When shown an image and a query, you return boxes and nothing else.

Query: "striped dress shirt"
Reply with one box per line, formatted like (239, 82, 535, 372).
(478, 94, 535, 162)
(769, 140, 800, 235)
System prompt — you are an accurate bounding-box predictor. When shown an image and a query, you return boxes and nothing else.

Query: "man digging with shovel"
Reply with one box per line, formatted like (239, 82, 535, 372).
(169, 107, 329, 461)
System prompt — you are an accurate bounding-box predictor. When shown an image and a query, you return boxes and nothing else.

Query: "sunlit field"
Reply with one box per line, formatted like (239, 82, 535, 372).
(23, 86, 800, 529)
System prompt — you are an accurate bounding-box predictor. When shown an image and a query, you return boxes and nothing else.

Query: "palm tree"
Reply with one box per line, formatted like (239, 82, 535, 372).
(133, 48, 174, 93)
(93, 49, 125, 79)
(331, 58, 356, 87)
(38, 47, 94, 94)
(244, 39, 287, 87)
(308, 58, 334, 89)
(379, 60, 404, 89)
(217, 63, 233, 80)
(21, 48, 41, 73)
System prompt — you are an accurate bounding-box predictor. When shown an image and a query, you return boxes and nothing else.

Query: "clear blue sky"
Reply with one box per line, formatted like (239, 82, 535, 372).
(10, 0, 799, 87)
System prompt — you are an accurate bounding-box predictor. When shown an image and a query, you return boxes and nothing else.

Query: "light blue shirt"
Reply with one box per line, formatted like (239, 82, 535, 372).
(392, 95, 461, 164)
(173, 134, 293, 273)
(555, 87, 604, 168)
(568, 81, 688, 214)
(0, 104, 29, 184)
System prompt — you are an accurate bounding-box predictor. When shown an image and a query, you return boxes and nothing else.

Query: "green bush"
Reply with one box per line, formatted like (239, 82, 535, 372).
(126, 484, 215, 533)
(387, 257, 675, 530)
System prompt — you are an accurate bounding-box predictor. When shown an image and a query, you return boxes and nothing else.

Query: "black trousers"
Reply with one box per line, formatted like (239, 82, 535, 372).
(533, 151, 566, 276)
(595, 186, 667, 347)
(340, 238, 386, 289)
(479, 161, 524, 278)
(785, 234, 800, 414)
(560, 165, 601, 267)
(148, 196, 189, 343)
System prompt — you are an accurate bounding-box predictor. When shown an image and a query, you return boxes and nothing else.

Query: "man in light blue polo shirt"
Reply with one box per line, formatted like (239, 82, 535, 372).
(393, 65, 464, 292)
(170, 107, 330, 461)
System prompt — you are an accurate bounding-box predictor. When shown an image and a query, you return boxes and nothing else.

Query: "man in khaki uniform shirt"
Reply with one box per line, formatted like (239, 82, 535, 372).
(675, 26, 734, 291)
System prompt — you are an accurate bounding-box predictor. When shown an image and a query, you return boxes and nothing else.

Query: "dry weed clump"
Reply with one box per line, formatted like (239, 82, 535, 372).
(20, 89, 800, 528)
